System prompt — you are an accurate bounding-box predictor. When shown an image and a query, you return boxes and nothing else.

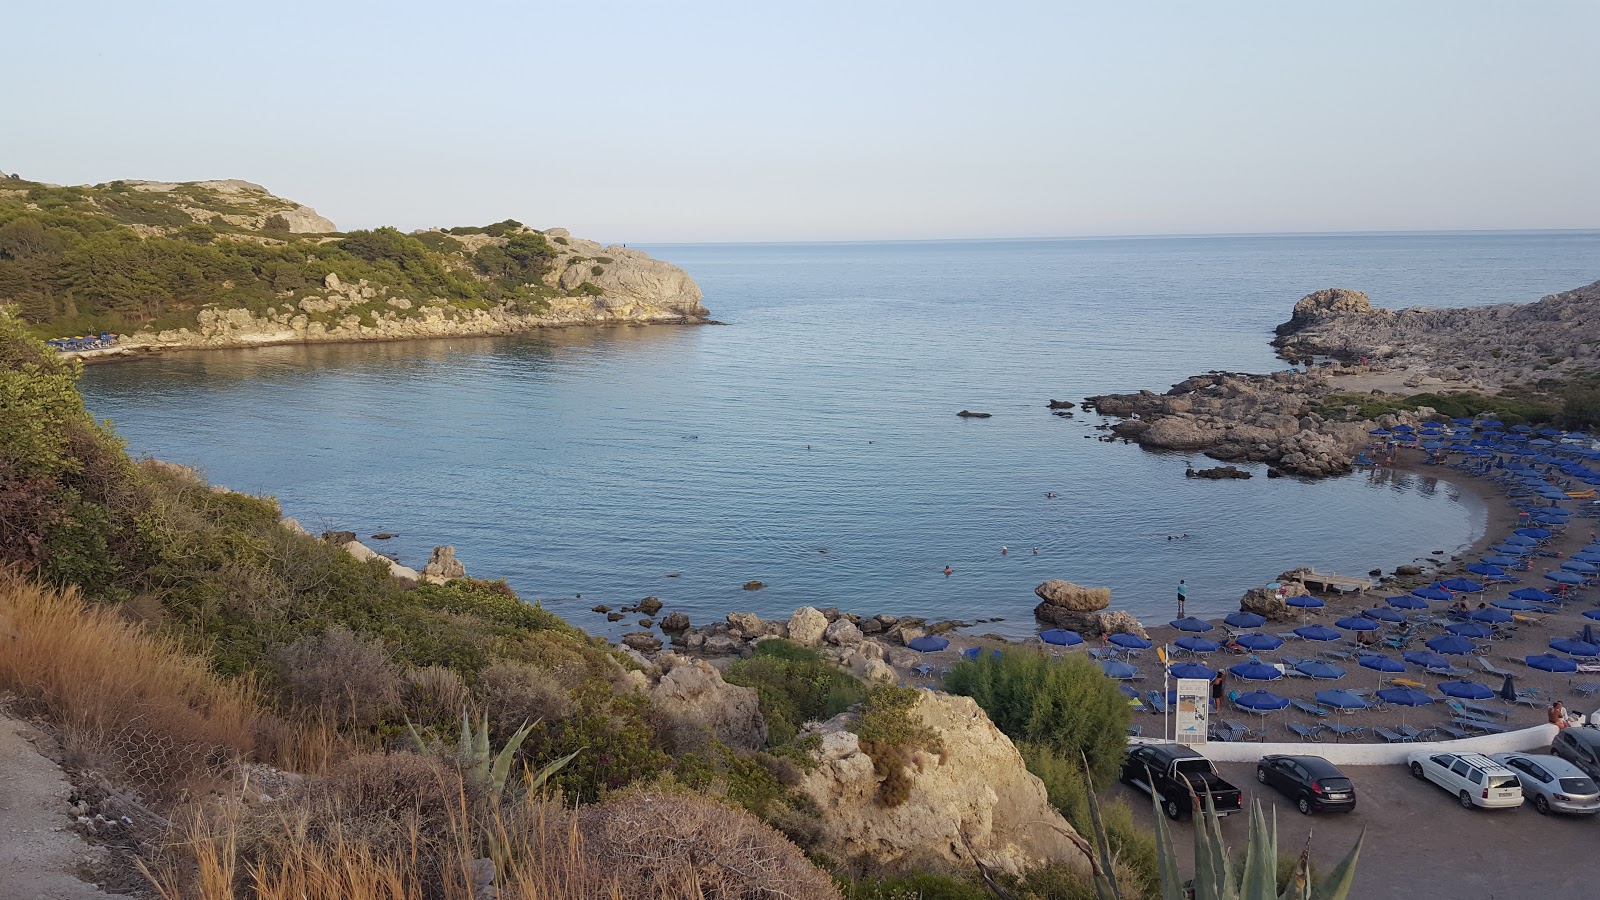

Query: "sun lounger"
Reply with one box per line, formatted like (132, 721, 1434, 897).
(1573, 683, 1600, 697)
(1373, 726, 1409, 743)
(1321, 722, 1364, 742)
(1287, 722, 1321, 741)
(1321, 649, 1354, 661)
(1395, 725, 1433, 741)
(1452, 716, 1506, 734)
(1512, 694, 1544, 708)
(1424, 665, 1471, 678)
(1127, 724, 1143, 737)
(1276, 632, 1300, 642)
(1477, 657, 1512, 677)
(1462, 701, 1505, 720)
(1291, 699, 1329, 717)
(1392, 677, 1426, 689)
(1433, 723, 1469, 740)
(1145, 691, 1169, 714)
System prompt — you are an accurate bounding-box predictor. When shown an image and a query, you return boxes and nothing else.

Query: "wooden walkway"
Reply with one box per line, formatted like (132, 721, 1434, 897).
(1299, 569, 1372, 594)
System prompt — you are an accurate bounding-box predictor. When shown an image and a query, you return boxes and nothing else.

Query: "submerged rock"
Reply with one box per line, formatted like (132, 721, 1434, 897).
(956, 410, 992, 418)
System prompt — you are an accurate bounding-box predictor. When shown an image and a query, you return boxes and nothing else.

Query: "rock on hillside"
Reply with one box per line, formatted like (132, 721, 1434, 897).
(796, 692, 1089, 878)
(1273, 281, 1600, 383)
(647, 655, 767, 751)
(542, 228, 706, 318)
(121, 179, 338, 232)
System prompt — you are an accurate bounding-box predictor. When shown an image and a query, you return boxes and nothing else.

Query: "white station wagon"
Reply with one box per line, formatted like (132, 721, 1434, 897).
(1406, 751, 1524, 810)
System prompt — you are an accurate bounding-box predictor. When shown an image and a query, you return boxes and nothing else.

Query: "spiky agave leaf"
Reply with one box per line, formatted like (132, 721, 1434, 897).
(525, 748, 579, 796)
(471, 713, 492, 787)
(1309, 827, 1364, 900)
(458, 707, 476, 770)
(487, 719, 537, 797)
(1190, 779, 1233, 900)
(1081, 764, 1125, 900)
(1238, 798, 1277, 900)
(1279, 839, 1312, 900)
(1146, 784, 1185, 900)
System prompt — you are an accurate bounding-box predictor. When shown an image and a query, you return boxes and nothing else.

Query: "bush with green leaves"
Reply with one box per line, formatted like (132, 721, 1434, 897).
(943, 649, 1131, 785)
(850, 685, 943, 807)
(722, 639, 864, 746)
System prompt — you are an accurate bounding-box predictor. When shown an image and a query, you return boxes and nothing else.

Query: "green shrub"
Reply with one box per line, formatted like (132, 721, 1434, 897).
(590, 265, 605, 276)
(851, 685, 942, 807)
(943, 650, 1130, 786)
(842, 873, 991, 900)
(262, 213, 291, 232)
(723, 640, 864, 746)
(572, 282, 603, 297)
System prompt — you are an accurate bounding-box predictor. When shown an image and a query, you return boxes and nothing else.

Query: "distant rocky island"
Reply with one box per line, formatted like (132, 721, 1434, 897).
(1086, 282, 1600, 477)
(0, 175, 708, 358)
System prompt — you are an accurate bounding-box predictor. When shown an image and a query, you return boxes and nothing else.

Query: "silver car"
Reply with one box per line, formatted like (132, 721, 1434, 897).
(1490, 752, 1600, 816)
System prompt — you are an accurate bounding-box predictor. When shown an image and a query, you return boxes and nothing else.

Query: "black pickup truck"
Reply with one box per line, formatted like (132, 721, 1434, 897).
(1119, 743, 1245, 820)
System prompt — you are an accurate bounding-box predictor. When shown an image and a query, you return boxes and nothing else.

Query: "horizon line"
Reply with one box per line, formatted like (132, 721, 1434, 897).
(632, 226, 1600, 248)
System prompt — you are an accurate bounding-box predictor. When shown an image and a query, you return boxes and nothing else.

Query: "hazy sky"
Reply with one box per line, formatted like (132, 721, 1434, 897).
(6, 1, 1597, 242)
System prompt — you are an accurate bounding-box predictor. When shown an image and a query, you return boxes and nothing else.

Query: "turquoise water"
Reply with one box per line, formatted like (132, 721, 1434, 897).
(78, 231, 1600, 637)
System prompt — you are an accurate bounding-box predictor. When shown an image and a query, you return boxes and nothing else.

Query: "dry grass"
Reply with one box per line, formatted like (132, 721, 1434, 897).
(0, 569, 257, 798)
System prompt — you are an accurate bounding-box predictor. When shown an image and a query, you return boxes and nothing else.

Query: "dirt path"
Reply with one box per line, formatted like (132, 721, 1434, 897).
(0, 713, 115, 899)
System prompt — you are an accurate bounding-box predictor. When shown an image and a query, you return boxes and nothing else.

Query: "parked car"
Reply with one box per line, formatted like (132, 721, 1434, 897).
(1550, 727, 1600, 781)
(1489, 752, 1600, 815)
(1120, 743, 1244, 820)
(1255, 755, 1356, 815)
(1406, 751, 1523, 810)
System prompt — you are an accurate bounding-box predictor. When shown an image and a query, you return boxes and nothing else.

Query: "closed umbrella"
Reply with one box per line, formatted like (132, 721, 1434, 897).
(1525, 654, 1578, 673)
(1335, 616, 1379, 632)
(1100, 660, 1138, 679)
(1411, 586, 1454, 602)
(1169, 662, 1218, 680)
(1363, 607, 1407, 623)
(1585, 624, 1597, 646)
(1170, 617, 1215, 633)
(1224, 611, 1266, 629)
(1295, 624, 1341, 642)
(1500, 675, 1518, 703)
(907, 635, 950, 652)
(1315, 689, 1368, 710)
(1229, 662, 1283, 681)
(1039, 629, 1083, 646)
(1439, 680, 1494, 700)
(1235, 633, 1283, 651)
(1438, 578, 1485, 593)
(1426, 635, 1477, 655)
(1550, 638, 1600, 657)
(1296, 660, 1346, 679)
(1469, 608, 1513, 624)
(1110, 633, 1153, 650)
(1386, 595, 1429, 610)
(1509, 588, 1557, 603)
(1175, 636, 1220, 653)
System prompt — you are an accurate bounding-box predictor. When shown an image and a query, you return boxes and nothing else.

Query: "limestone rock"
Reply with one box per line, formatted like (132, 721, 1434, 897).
(726, 611, 767, 638)
(421, 545, 466, 585)
(648, 655, 767, 750)
(702, 634, 743, 657)
(622, 632, 663, 654)
(796, 692, 1089, 878)
(788, 607, 829, 647)
(1033, 580, 1111, 612)
(823, 618, 863, 647)
(1275, 288, 1375, 338)
(660, 612, 691, 633)
(626, 596, 664, 615)
(322, 530, 357, 545)
(342, 540, 421, 581)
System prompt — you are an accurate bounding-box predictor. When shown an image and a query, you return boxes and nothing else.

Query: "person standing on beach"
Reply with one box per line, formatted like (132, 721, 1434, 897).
(1177, 580, 1187, 617)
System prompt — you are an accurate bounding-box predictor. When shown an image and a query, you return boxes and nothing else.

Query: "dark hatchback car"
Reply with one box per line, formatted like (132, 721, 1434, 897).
(1255, 755, 1357, 814)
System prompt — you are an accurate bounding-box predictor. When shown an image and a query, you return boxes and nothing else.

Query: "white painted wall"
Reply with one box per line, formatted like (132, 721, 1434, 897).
(1133, 724, 1560, 766)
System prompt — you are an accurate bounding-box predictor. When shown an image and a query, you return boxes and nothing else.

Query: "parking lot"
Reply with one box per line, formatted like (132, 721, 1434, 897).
(1117, 759, 1592, 898)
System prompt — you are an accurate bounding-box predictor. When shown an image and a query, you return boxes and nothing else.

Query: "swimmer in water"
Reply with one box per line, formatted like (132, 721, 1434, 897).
(1001, 546, 1008, 555)
(943, 565, 953, 577)
(1031, 548, 1038, 555)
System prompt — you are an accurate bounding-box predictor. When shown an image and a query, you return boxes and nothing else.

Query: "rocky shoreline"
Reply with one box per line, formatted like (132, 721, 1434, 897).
(1083, 281, 1600, 478)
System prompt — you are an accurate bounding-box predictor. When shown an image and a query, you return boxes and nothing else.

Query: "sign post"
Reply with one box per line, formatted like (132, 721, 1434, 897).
(1174, 677, 1209, 745)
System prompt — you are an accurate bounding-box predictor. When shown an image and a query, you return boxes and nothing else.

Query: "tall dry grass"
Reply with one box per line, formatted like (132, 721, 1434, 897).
(0, 570, 257, 796)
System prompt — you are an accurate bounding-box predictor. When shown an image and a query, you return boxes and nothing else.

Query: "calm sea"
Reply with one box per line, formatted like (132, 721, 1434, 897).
(78, 231, 1600, 638)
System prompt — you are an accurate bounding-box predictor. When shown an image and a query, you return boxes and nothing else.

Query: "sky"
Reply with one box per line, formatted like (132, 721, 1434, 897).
(5, 1, 1598, 243)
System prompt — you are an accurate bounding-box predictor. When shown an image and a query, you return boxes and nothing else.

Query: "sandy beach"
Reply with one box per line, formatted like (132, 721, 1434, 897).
(906, 441, 1600, 743)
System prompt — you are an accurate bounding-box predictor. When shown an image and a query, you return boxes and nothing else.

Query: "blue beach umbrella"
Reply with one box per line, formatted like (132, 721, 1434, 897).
(1235, 689, 1291, 711)
(1508, 588, 1556, 604)
(1426, 635, 1477, 655)
(1438, 578, 1485, 593)
(1572, 552, 1600, 564)
(1175, 636, 1220, 653)
(1465, 563, 1506, 578)
(1296, 660, 1346, 679)
(1315, 689, 1368, 710)
(1360, 655, 1406, 674)
(1039, 629, 1083, 646)
(1514, 528, 1552, 539)
(1547, 570, 1587, 586)
(908, 635, 950, 653)
(1168, 662, 1218, 680)
(1229, 661, 1283, 681)
(1411, 586, 1454, 602)
(1363, 606, 1407, 623)
(1447, 622, 1493, 639)
(1526, 654, 1578, 673)
(1584, 610, 1600, 622)
(1377, 686, 1434, 707)
(1386, 595, 1429, 610)
(1285, 595, 1325, 609)
(1295, 624, 1342, 642)
(1480, 555, 1523, 568)
(1170, 617, 1214, 633)
(1562, 560, 1598, 575)
(1503, 534, 1538, 547)
(1550, 638, 1600, 658)
(1224, 611, 1267, 629)
(1438, 680, 1494, 700)
(1109, 633, 1153, 650)
(1491, 598, 1540, 612)
(1489, 544, 1531, 556)
(1100, 659, 1138, 679)
(1392, 424, 1416, 433)
(1369, 428, 1391, 436)
(1235, 633, 1283, 652)
(1335, 616, 1379, 632)
(1469, 608, 1514, 624)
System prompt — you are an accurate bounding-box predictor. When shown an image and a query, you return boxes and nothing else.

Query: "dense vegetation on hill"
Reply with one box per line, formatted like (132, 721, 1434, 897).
(0, 179, 573, 338)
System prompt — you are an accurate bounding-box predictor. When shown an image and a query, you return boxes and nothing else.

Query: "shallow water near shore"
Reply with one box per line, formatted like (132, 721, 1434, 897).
(79, 231, 1600, 637)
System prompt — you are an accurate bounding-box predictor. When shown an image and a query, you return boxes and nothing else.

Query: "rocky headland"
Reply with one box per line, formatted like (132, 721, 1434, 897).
(1084, 282, 1600, 477)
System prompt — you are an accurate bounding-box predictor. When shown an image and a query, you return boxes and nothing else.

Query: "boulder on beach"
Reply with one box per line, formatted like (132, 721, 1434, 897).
(1034, 580, 1111, 612)
(823, 618, 863, 647)
(788, 606, 829, 646)
(726, 611, 768, 639)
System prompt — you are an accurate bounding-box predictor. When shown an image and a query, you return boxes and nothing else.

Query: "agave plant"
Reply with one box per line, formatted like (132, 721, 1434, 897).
(1082, 768, 1363, 900)
(409, 709, 574, 800)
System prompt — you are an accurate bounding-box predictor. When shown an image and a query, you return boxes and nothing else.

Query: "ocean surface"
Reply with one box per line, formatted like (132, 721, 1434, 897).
(78, 231, 1600, 638)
